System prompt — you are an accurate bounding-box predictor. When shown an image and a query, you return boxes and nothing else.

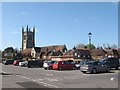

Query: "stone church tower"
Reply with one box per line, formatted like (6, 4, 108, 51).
(22, 25, 35, 50)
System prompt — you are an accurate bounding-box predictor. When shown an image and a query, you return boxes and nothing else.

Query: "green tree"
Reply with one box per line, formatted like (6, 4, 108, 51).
(85, 44, 96, 49)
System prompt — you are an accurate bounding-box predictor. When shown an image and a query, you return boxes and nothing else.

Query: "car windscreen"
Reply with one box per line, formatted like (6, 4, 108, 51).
(49, 61, 55, 64)
(84, 61, 94, 65)
(54, 61, 58, 64)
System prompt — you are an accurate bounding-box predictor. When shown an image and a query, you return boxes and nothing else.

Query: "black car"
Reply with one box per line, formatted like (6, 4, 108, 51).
(99, 57, 119, 70)
(3, 60, 15, 65)
(28, 60, 44, 68)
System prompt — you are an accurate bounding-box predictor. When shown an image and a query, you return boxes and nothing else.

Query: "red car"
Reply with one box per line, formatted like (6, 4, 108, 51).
(13, 60, 20, 66)
(53, 60, 75, 70)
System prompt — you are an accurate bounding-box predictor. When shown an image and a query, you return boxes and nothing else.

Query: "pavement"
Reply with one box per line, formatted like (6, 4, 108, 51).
(0, 63, 119, 89)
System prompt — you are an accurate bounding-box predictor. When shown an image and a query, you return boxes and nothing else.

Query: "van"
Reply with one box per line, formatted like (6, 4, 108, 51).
(100, 57, 119, 70)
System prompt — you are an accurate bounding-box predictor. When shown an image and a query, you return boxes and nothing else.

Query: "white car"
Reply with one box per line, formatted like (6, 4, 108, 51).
(19, 61, 28, 67)
(43, 60, 55, 70)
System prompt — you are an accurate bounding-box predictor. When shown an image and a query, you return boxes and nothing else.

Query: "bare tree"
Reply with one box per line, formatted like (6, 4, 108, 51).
(75, 43, 85, 49)
(103, 43, 117, 49)
(111, 44, 117, 48)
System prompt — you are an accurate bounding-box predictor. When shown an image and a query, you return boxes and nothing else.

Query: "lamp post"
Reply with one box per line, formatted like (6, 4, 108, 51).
(88, 32, 92, 50)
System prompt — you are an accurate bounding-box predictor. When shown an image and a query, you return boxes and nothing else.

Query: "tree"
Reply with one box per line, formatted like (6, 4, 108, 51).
(111, 44, 117, 48)
(75, 43, 85, 49)
(103, 43, 117, 49)
(85, 44, 96, 49)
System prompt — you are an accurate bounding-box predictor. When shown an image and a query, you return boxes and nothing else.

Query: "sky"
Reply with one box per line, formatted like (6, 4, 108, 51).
(1, 2, 118, 50)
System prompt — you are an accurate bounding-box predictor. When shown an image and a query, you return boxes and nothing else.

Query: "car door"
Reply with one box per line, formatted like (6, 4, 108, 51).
(108, 58, 114, 68)
(98, 62, 106, 72)
(61, 61, 66, 69)
(94, 62, 103, 72)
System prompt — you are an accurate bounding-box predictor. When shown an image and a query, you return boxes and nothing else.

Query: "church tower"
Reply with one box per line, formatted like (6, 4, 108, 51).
(22, 25, 35, 50)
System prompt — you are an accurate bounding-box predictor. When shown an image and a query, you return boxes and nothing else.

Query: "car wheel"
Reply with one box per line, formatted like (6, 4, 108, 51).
(82, 71, 86, 74)
(115, 66, 118, 70)
(49, 66, 53, 70)
(58, 67, 62, 70)
(31, 65, 34, 68)
(44, 68, 47, 70)
(92, 68, 97, 74)
(72, 66, 75, 70)
(106, 67, 110, 73)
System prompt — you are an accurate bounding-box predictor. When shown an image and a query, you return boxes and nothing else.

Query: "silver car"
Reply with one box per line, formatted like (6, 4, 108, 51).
(19, 61, 28, 67)
(80, 61, 110, 74)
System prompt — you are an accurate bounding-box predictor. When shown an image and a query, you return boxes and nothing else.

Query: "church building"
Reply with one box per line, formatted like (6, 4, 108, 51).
(22, 25, 35, 51)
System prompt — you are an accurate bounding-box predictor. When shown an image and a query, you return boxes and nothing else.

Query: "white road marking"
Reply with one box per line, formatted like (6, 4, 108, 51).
(44, 78, 60, 82)
(38, 79, 44, 81)
(16, 74, 59, 88)
(46, 74, 53, 76)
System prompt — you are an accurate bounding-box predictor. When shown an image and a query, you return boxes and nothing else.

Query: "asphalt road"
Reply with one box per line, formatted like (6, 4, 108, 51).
(1, 63, 119, 89)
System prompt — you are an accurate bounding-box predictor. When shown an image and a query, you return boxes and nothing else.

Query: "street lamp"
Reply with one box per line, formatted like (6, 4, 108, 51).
(88, 32, 92, 50)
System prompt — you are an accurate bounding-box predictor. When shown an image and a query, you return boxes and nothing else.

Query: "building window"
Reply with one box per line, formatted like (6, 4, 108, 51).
(80, 55, 83, 57)
(64, 50, 66, 52)
(75, 53, 77, 56)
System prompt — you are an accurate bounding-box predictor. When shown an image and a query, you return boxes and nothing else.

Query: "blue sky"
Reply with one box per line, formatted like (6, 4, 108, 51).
(2, 2, 118, 50)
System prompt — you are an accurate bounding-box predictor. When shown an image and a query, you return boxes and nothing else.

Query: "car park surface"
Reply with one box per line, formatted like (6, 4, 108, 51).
(1, 61, 119, 88)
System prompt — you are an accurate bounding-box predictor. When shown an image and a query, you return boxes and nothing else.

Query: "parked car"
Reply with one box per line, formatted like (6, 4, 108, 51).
(3, 60, 15, 65)
(13, 60, 23, 66)
(19, 60, 28, 67)
(75, 59, 95, 69)
(13, 60, 19, 66)
(28, 60, 44, 68)
(75, 61, 84, 70)
(2, 59, 6, 64)
(80, 61, 110, 74)
(53, 60, 75, 70)
(99, 57, 119, 70)
(43, 60, 55, 70)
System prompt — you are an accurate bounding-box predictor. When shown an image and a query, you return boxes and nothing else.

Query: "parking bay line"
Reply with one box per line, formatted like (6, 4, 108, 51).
(16, 75, 59, 88)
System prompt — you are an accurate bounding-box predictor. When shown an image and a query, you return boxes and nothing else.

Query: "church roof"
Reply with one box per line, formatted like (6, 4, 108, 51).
(22, 48, 32, 54)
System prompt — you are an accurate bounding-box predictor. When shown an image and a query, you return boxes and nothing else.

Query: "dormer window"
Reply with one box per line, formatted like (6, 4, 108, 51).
(75, 53, 77, 56)
(64, 50, 66, 52)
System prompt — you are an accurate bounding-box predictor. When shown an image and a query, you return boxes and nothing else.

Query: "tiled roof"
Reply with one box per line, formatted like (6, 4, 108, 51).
(22, 48, 32, 54)
(63, 49, 74, 56)
(106, 49, 119, 56)
(91, 48, 107, 56)
(34, 47, 41, 53)
(76, 49, 90, 55)
(40, 45, 66, 52)
(117, 48, 120, 54)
